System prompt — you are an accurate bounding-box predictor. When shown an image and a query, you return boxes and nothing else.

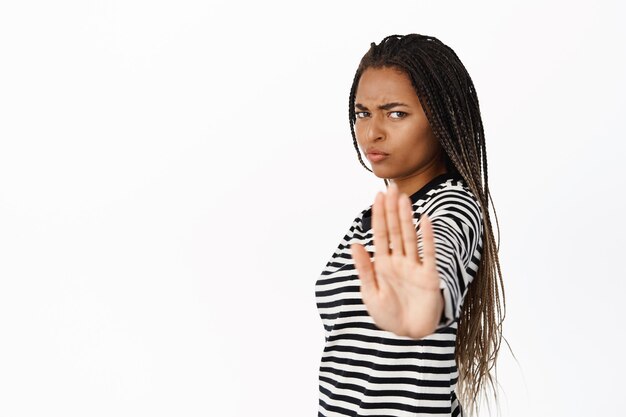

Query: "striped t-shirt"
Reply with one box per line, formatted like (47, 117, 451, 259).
(315, 171, 484, 417)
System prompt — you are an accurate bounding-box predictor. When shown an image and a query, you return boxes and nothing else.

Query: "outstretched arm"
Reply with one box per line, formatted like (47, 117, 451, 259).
(350, 182, 446, 339)
(350, 181, 481, 338)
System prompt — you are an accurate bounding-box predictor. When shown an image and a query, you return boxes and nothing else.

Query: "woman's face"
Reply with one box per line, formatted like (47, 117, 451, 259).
(354, 66, 447, 192)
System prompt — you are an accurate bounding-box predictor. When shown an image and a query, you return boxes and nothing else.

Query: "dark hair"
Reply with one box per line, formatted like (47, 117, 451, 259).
(348, 34, 509, 417)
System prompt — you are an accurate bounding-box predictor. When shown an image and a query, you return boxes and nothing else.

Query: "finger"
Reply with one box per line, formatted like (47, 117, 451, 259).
(372, 191, 390, 259)
(350, 243, 378, 293)
(385, 183, 404, 257)
(419, 213, 437, 272)
(398, 192, 418, 263)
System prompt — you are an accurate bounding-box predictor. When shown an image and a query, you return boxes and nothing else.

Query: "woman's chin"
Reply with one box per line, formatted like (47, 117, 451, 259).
(371, 169, 393, 180)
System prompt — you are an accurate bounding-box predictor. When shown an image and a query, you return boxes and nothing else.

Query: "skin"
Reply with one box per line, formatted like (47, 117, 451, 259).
(350, 65, 447, 338)
(353, 65, 448, 196)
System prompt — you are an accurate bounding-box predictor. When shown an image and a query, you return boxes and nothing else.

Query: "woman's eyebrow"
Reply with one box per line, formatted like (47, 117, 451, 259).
(355, 102, 410, 111)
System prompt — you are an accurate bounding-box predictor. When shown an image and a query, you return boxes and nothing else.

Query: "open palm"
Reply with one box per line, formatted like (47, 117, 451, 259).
(350, 182, 444, 339)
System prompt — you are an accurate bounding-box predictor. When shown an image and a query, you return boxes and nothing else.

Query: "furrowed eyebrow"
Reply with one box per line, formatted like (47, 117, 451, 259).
(355, 102, 410, 111)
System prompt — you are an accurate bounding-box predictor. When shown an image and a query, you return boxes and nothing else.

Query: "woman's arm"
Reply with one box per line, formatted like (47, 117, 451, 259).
(350, 182, 483, 339)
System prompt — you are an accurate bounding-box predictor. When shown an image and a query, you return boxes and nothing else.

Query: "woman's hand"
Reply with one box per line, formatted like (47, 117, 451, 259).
(350, 182, 444, 339)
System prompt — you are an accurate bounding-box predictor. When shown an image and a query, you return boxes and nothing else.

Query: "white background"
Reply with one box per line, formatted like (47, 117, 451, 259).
(1, 1, 624, 416)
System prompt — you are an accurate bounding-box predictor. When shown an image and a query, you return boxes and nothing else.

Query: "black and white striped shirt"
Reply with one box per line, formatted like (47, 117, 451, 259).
(315, 172, 484, 417)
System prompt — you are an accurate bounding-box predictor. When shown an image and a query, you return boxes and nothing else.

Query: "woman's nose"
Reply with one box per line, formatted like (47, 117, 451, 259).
(366, 114, 385, 142)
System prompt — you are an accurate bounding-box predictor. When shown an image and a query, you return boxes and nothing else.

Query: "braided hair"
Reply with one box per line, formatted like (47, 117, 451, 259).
(348, 34, 508, 417)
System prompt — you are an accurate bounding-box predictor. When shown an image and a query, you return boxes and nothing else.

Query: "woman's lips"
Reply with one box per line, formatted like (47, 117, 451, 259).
(367, 153, 389, 162)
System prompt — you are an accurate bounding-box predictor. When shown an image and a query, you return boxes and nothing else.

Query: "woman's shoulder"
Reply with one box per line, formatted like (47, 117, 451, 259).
(422, 173, 484, 231)
(418, 171, 471, 195)
(426, 173, 479, 203)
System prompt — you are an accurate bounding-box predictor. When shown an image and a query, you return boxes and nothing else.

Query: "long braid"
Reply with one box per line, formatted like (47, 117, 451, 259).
(349, 65, 373, 176)
(348, 34, 510, 417)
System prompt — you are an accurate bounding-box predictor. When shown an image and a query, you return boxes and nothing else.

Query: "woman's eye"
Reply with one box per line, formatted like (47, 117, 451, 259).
(355, 111, 406, 119)
(389, 111, 407, 119)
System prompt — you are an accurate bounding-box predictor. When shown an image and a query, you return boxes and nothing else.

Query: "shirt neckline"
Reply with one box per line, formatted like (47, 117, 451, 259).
(408, 171, 462, 204)
(360, 171, 462, 230)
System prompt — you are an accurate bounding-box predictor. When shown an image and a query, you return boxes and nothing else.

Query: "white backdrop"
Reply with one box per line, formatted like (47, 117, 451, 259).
(1, 1, 624, 416)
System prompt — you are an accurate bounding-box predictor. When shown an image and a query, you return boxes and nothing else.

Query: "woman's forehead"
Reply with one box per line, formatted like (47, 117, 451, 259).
(356, 67, 420, 105)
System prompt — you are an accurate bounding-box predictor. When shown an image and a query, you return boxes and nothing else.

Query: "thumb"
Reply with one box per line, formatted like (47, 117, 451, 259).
(350, 243, 378, 294)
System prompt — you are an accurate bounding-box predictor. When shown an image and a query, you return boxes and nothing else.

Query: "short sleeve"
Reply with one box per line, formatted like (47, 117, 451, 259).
(416, 189, 484, 330)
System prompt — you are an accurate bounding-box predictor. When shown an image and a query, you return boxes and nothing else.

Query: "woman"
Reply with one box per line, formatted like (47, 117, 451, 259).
(315, 34, 506, 417)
